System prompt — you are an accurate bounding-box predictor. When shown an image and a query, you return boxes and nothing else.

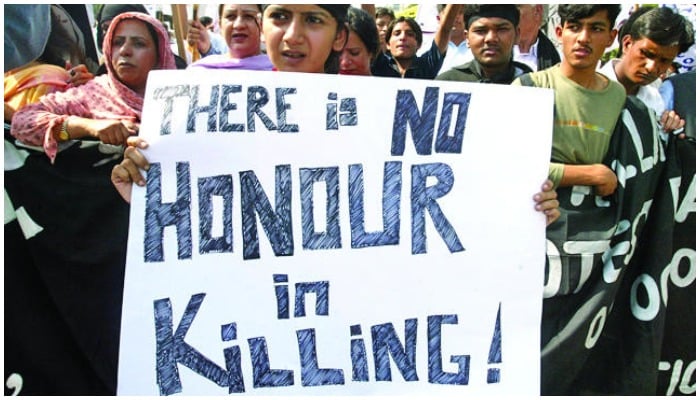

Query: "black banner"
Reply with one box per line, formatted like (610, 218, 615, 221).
(541, 96, 696, 395)
(4, 133, 128, 395)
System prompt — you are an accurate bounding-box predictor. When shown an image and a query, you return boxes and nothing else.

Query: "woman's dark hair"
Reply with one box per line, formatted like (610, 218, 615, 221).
(317, 5, 350, 74)
(347, 7, 379, 59)
(385, 16, 423, 48)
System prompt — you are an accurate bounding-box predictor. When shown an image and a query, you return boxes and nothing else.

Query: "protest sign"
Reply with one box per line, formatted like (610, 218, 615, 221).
(117, 70, 553, 395)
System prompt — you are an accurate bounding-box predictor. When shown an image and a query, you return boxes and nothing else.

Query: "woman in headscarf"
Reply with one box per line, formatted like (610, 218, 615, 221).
(110, 4, 351, 201)
(11, 11, 176, 164)
(6, 11, 177, 395)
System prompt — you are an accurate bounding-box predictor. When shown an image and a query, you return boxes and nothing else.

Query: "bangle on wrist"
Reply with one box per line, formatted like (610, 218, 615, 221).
(58, 117, 71, 141)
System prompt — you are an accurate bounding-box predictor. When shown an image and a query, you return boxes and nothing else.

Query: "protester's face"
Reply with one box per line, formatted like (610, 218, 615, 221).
(110, 19, 158, 94)
(376, 15, 392, 49)
(556, 10, 616, 71)
(388, 21, 419, 60)
(467, 17, 518, 70)
(339, 30, 372, 76)
(620, 35, 680, 85)
(262, 4, 345, 73)
(221, 4, 262, 58)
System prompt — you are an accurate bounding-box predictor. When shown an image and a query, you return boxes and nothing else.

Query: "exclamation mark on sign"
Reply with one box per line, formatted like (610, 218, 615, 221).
(487, 303, 502, 384)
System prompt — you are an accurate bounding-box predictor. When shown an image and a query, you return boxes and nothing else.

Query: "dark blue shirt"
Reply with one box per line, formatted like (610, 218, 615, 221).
(371, 41, 445, 80)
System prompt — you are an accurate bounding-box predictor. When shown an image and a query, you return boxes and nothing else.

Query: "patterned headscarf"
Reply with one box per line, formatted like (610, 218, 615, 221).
(102, 12, 176, 83)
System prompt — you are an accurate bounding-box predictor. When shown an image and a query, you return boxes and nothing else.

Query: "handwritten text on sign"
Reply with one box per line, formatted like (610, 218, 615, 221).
(118, 70, 553, 395)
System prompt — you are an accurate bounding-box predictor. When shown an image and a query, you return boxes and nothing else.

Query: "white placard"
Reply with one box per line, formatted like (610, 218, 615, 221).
(118, 70, 553, 396)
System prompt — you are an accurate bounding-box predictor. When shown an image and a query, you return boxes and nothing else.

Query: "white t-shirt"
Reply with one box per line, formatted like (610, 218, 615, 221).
(436, 40, 473, 75)
(513, 38, 539, 72)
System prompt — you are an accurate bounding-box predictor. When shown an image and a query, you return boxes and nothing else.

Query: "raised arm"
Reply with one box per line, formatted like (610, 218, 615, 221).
(432, 4, 463, 54)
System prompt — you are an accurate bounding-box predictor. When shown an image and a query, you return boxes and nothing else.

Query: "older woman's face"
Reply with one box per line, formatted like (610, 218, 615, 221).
(110, 19, 158, 94)
(220, 4, 262, 58)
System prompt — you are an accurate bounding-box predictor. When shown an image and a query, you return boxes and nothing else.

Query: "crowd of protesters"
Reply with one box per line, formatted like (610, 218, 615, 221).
(4, 3, 695, 396)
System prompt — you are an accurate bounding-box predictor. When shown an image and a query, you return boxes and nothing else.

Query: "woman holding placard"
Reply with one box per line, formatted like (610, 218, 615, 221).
(111, 4, 351, 197)
(110, 4, 559, 226)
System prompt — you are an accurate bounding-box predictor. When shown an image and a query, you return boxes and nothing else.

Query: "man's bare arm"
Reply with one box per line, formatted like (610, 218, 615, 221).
(559, 163, 618, 196)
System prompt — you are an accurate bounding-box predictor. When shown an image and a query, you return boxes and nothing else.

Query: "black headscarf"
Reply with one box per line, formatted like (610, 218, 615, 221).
(95, 4, 149, 50)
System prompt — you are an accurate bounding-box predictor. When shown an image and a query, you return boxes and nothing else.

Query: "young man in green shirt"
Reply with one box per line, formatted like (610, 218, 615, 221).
(514, 4, 625, 197)
(513, 5, 626, 395)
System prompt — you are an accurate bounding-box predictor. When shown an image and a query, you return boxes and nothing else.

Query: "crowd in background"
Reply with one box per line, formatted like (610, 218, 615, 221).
(4, 3, 696, 396)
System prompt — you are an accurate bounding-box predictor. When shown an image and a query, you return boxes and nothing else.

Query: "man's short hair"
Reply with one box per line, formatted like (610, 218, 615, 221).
(620, 6, 695, 54)
(463, 4, 520, 30)
(386, 16, 423, 48)
(557, 4, 622, 29)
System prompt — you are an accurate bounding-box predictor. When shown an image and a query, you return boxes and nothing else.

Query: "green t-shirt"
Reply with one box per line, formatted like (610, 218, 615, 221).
(513, 66, 626, 185)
